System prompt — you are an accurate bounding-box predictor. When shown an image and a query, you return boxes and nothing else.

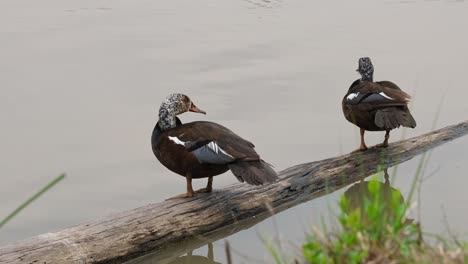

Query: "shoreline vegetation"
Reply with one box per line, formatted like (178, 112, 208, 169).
(299, 176, 467, 264)
(260, 165, 467, 264)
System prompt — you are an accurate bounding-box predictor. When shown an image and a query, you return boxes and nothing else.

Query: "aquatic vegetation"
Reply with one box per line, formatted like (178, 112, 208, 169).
(303, 175, 418, 264)
(301, 174, 467, 264)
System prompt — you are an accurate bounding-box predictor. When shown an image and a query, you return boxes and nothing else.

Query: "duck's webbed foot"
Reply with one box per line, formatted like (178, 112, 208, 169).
(166, 173, 195, 200)
(376, 130, 390, 148)
(375, 142, 389, 148)
(195, 176, 213, 194)
(352, 145, 368, 153)
(166, 191, 195, 200)
(195, 188, 212, 194)
(352, 128, 368, 152)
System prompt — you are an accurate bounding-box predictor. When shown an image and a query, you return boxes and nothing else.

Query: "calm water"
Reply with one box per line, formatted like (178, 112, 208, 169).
(1, 0, 468, 262)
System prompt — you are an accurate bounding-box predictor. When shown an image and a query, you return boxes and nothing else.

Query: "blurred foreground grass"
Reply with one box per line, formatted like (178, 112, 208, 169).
(0, 174, 65, 230)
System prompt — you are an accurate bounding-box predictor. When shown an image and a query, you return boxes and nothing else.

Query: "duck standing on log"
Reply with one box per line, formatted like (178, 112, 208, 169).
(342, 57, 417, 151)
(152, 93, 278, 198)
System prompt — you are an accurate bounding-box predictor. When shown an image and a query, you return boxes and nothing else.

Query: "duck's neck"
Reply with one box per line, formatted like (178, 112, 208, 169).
(158, 106, 177, 131)
(360, 72, 374, 82)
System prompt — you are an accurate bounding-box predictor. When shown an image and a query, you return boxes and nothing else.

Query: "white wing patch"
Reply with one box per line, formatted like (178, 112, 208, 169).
(379, 92, 393, 100)
(167, 137, 234, 160)
(207, 142, 234, 158)
(168, 136, 187, 146)
(347, 92, 359, 101)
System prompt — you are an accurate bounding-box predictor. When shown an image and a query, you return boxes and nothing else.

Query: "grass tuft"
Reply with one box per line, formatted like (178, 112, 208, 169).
(290, 173, 466, 264)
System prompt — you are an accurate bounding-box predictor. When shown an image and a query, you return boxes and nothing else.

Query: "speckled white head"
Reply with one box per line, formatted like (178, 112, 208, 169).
(158, 93, 206, 131)
(357, 57, 374, 82)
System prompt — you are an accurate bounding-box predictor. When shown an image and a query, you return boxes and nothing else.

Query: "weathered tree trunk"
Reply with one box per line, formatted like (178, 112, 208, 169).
(1, 120, 467, 264)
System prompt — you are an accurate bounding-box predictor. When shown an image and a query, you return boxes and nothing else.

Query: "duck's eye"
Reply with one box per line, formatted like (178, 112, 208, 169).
(181, 96, 191, 105)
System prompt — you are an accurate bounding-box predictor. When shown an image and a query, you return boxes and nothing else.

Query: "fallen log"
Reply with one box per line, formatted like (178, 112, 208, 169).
(1, 120, 467, 264)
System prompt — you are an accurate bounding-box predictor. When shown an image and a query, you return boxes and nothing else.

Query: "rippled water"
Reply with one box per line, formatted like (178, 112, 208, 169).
(1, 0, 468, 262)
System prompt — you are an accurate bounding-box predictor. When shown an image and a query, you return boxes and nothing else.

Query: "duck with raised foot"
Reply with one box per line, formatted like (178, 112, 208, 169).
(342, 57, 417, 151)
(152, 93, 278, 199)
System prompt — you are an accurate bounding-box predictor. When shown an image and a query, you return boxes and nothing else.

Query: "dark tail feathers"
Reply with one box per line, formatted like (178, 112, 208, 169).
(228, 160, 278, 186)
(375, 107, 416, 130)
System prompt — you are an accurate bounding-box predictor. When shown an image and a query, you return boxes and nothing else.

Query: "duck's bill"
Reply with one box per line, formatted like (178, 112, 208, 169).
(189, 104, 207, 114)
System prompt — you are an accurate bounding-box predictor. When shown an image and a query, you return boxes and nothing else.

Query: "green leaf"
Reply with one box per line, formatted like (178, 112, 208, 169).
(367, 179, 381, 195)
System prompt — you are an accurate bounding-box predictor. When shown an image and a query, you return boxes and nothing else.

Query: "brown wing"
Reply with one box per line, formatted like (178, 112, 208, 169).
(345, 81, 411, 110)
(166, 121, 259, 164)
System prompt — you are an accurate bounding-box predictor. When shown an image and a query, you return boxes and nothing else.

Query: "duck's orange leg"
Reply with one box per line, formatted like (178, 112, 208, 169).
(195, 176, 213, 193)
(376, 130, 390, 148)
(167, 173, 195, 199)
(359, 128, 368, 151)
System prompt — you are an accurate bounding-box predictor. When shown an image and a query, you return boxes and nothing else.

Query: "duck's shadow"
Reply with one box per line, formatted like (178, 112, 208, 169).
(167, 243, 221, 264)
(125, 243, 222, 264)
(343, 169, 414, 226)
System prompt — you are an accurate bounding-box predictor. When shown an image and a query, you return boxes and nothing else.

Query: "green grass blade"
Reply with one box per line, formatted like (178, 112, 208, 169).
(406, 153, 427, 205)
(261, 236, 283, 264)
(406, 95, 444, 205)
(0, 174, 66, 229)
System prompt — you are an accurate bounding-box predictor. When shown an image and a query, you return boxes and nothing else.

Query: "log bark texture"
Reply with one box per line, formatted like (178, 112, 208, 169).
(1, 120, 468, 264)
